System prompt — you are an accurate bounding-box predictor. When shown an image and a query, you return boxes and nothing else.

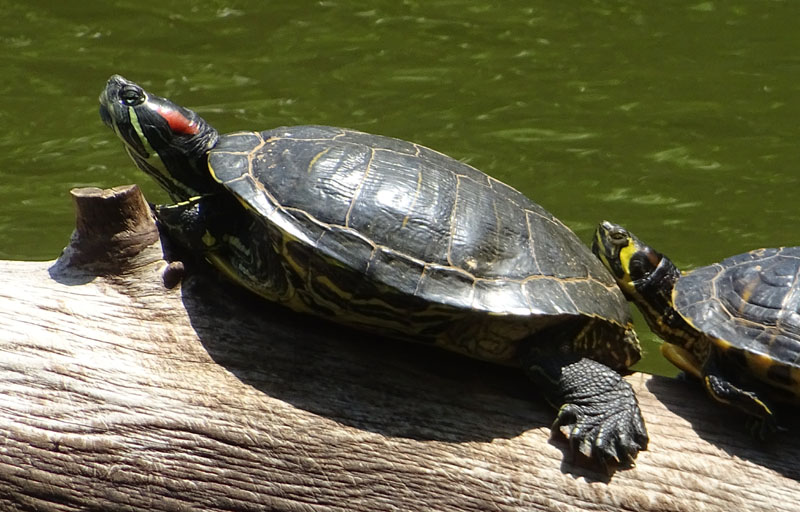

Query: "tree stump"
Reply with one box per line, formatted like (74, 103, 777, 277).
(0, 185, 797, 512)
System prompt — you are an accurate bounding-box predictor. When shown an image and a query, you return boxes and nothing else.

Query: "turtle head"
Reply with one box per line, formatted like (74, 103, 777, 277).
(591, 221, 667, 299)
(99, 75, 219, 202)
(592, 221, 691, 345)
(593, 222, 709, 375)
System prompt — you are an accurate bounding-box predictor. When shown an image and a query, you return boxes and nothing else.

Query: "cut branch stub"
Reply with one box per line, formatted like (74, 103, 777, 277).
(55, 185, 160, 272)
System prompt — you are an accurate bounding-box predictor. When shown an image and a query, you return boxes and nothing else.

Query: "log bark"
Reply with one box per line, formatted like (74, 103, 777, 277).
(0, 185, 797, 512)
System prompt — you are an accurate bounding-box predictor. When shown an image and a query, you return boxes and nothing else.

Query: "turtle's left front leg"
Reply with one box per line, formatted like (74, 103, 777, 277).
(522, 346, 648, 467)
(150, 198, 209, 288)
(702, 354, 778, 438)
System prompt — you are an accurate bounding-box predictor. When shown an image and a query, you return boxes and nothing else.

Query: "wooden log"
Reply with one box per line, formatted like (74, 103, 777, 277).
(0, 185, 797, 512)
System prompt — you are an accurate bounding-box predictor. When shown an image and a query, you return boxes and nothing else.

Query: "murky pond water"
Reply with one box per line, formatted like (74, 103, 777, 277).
(1, 0, 799, 375)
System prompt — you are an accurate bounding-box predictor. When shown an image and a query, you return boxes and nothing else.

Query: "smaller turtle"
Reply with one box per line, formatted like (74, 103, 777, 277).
(593, 221, 800, 434)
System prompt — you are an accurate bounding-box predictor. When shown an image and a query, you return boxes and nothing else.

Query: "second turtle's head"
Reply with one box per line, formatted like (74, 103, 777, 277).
(99, 75, 219, 202)
(593, 222, 710, 378)
(592, 221, 693, 344)
(591, 221, 665, 300)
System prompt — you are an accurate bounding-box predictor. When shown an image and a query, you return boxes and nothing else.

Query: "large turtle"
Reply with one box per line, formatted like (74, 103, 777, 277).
(99, 75, 647, 465)
(593, 221, 800, 435)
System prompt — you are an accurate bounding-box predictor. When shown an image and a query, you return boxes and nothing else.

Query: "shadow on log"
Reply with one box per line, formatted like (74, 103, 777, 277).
(0, 185, 798, 512)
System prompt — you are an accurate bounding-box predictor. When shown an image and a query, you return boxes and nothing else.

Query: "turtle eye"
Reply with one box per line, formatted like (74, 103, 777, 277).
(120, 85, 145, 106)
(609, 228, 629, 246)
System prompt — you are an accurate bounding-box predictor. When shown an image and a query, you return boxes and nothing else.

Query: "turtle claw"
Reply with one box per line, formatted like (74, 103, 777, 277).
(745, 414, 779, 440)
(549, 366, 649, 469)
(704, 371, 782, 440)
(553, 398, 647, 468)
(524, 355, 648, 469)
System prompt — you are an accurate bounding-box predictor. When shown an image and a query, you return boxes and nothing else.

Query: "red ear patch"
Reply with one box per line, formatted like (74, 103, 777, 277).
(156, 106, 200, 135)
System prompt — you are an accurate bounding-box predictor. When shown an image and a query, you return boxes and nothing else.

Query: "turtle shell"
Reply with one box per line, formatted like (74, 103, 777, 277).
(673, 247, 800, 393)
(206, 125, 637, 365)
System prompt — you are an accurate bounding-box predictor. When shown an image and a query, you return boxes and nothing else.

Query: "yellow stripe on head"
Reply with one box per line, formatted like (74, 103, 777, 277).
(129, 106, 171, 178)
(593, 221, 642, 296)
(616, 238, 638, 293)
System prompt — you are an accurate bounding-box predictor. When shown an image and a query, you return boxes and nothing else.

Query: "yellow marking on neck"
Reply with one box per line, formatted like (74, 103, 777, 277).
(615, 240, 638, 294)
(129, 107, 162, 171)
(128, 105, 185, 193)
(661, 343, 702, 379)
(129, 106, 146, 142)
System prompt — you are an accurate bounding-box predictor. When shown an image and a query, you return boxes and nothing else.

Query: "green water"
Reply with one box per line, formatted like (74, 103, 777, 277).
(1, 0, 799, 375)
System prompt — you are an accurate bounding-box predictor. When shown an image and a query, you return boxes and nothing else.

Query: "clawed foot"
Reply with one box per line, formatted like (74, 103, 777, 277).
(547, 358, 649, 469)
(704, 372, 781, 441)
(553, 393, 648, 468)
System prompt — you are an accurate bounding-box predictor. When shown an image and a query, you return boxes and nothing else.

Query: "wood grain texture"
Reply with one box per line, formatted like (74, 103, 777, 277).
(0, 187, 797, 512)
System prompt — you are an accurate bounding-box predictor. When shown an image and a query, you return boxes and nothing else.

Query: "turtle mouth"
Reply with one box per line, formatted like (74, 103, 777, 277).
(98, 83, 115, 128)
(99, 102, 113, 129)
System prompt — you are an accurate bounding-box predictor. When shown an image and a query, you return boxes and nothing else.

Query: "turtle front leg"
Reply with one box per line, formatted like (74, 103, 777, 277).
(153, 196, 233, 287)
(153, 197, 209, 252)
(702, 356, 778, 438)
(149, 198, 210, 288)
(522, 349, 648, 467)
